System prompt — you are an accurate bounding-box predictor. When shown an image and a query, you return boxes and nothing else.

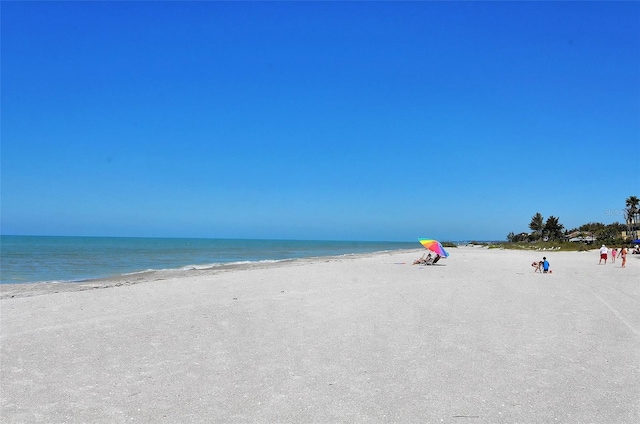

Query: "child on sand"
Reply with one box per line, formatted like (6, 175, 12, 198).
(531, 260, 542, 273)
(611, 248, 617, 263)
(542, 257, 550, 273)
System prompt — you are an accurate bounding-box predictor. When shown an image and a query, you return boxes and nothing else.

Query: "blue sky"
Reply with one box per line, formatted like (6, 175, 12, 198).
(2, 1, 639, 242)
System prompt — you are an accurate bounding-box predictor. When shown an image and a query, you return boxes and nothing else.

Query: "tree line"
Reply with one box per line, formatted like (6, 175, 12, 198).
(507, 195, 639, 244)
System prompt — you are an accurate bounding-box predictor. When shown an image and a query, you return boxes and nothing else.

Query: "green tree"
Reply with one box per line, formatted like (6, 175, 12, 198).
(506, 232, 529, 242)
(594, 222, 627, 243)
(578, 222, 605, 233)
(529, 212, 544, 241)
(544, 216, 564, 241)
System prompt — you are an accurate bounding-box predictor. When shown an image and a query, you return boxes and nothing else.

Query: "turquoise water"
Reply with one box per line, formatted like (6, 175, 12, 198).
(0, 236, 417, 284)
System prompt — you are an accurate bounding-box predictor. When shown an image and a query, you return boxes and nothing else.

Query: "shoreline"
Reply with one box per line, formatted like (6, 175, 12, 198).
(0, 235, 420, 285)
(2, 246, 634, 300)
(0, 249, 421, 299)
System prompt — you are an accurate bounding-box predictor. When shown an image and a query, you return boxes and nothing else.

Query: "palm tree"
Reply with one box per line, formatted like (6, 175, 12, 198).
(529, 212, 544, 241)
(625, 196, 640, 240)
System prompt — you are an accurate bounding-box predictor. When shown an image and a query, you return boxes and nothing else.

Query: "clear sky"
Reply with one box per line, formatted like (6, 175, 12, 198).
(2, 1, 639, 242)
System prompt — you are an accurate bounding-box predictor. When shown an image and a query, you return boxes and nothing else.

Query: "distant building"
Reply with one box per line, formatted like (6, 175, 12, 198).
(565, 231, 596, 243)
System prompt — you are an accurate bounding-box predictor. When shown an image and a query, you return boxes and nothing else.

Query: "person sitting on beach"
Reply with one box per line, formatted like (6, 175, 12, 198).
(542, 257, 550, 273)
(413, 253, 432, 265)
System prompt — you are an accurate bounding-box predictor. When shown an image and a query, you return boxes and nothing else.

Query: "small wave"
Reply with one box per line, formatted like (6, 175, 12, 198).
(118, 259, 289, 275)
(11, 278, 89, 285)
(178, 259, 286, 270)
(122, 269, 158, 276)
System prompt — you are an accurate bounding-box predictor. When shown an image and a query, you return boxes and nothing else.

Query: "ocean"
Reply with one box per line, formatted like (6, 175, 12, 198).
(0, 235, 418, 284)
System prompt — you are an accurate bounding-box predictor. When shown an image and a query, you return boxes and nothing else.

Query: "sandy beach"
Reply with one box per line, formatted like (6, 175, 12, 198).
(1, 246, 638, 423)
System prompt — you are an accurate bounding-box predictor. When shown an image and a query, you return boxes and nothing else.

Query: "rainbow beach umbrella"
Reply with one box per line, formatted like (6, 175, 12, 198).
(418, 238, 450, 258)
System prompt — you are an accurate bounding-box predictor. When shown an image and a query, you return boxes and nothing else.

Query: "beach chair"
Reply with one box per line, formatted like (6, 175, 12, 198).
(424, 254, 441, 265)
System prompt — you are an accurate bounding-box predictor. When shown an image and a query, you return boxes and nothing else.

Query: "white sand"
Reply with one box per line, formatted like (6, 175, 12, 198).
(1, 247, 639, 423)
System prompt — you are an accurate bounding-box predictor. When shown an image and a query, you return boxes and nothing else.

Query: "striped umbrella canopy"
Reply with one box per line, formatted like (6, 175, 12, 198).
(418, 238, 450, 258)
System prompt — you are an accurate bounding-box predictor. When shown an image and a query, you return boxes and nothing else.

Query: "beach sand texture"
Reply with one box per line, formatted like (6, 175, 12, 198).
(1, 247, 638, 423)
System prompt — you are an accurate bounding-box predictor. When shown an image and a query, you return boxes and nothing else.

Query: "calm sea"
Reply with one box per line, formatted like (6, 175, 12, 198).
(0, 236, 417, 284)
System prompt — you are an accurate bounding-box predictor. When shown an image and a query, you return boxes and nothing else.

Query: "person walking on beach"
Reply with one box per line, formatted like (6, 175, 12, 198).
(611, 247, 617, 263)
(599, 245, 608, 264)
(618, 246, 627, 268)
